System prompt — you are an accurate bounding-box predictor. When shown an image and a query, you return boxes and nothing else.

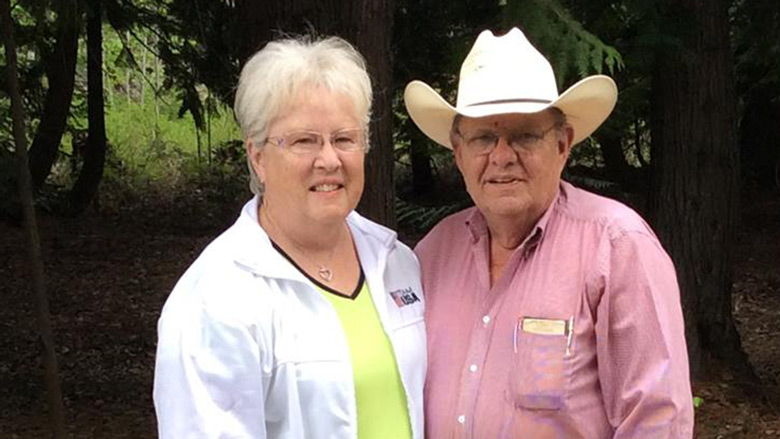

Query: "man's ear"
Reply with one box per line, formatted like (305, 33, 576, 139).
(246, 138, 265, 183)
(559, 125, 575, 158)
(452, 140, 466, 175)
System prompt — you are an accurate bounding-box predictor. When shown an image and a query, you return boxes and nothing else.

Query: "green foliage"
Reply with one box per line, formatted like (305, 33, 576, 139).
(95, 137, 249, 216)
(693, 396, 703, 409)
(1, 0, 254, 219)
(396, 197, 472, 235)
(61, 23, 242, 188)
(568, 137, 604, 168)
(0, 0, 50, 139)
(135, 0, 242, 108)
(541, 0, 666, 191)
(502, 0, 624, 86)
(103, 97, 240, 183)
(733, 0, 780, 94)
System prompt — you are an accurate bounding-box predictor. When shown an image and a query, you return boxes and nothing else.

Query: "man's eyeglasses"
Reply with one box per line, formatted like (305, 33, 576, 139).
(264, 128, 365, 155)
(456, 123, 562, 156)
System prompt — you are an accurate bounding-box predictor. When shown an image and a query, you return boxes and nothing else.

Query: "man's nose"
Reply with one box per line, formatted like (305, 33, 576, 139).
(489, 136, 519, 165)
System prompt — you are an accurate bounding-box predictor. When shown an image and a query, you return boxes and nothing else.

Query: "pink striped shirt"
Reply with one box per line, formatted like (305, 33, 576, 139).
(416, 182, 693, 439)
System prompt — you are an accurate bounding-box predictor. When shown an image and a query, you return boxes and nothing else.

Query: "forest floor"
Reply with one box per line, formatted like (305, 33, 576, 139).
(0, 189, 779, 438)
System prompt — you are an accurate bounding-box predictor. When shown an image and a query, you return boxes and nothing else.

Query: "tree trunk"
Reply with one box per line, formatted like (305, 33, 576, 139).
(650, 0, 748, 379)
(27, 0, 80, 190)
(409, 125, 435, 197)
(69, 0, 106, 214)
(234, 0, 396, 227)
(349, 0, 396, 227)
(0, 1, 67, 437)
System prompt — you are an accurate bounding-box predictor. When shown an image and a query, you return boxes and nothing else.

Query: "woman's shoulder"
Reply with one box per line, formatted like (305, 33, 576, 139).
(160, 223, 277, 327)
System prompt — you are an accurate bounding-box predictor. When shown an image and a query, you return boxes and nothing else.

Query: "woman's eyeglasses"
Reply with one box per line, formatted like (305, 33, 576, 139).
(264, 128, 365, 155)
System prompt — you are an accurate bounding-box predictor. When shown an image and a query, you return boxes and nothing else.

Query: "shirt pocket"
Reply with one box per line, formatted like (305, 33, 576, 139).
(509, 328, 570, 411)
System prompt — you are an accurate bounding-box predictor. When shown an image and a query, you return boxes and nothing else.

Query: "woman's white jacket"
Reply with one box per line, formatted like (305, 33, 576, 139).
(153, 197, 426, 439)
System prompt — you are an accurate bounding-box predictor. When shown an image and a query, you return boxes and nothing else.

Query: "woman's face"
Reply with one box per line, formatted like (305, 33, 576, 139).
(247, 85, 366, 228)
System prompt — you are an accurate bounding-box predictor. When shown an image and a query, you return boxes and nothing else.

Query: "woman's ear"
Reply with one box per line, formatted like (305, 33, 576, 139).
(246, 138, 265, 183)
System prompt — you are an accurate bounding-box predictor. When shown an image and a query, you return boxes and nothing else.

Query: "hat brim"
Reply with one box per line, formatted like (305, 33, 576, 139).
(404, 75, 618, 149)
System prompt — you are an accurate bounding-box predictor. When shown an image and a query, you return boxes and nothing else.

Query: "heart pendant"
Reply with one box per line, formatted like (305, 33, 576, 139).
(318, 267, 333, 282)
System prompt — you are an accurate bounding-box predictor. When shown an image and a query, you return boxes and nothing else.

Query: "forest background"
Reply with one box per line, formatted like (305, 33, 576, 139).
(1, 0, 780, 437)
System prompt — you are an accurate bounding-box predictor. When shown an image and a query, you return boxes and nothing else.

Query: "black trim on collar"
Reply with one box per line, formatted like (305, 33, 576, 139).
(270, 240, 365, 300)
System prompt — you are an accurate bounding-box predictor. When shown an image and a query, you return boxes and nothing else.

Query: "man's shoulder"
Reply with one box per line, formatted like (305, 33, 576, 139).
(414, 206, 476, 260)
(431, 206, 476, 231)
(558, 182, 653, 238)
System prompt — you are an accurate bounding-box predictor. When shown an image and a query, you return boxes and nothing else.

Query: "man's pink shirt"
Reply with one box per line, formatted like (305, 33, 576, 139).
(415, 182, 693, 439)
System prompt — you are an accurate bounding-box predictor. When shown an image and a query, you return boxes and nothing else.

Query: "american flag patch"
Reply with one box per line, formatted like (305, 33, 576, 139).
(389, 287, 421, 308)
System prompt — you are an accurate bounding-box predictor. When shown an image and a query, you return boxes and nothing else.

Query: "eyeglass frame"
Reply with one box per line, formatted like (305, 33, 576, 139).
(451, 118, 566, 156)
(262, 127, 367, 155)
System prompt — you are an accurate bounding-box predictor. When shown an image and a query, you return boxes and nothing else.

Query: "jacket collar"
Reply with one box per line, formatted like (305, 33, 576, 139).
(229, 196, 397, 281)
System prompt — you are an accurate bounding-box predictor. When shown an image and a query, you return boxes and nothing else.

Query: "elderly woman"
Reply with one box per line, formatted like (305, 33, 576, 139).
(153, 36, 426, 439)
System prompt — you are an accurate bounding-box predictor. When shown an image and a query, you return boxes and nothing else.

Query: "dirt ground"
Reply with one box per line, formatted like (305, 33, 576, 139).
(1, 191, 778, 438)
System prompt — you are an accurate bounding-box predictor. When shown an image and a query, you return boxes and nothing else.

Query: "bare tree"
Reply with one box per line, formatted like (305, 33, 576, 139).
(26, 0, 81, 190)
(69, 0, 107, 214)
(0, 0, 67, 437)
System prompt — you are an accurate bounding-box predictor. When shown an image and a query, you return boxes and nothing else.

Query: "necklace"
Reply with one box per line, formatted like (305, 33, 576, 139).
(298, 245, 338, 282)
(283, 239, 339, 283)
(260, 209, 344, 283)
(317, 266, 333, 282)
(308, 240, 339, 282)
(292, 237, 339, 282)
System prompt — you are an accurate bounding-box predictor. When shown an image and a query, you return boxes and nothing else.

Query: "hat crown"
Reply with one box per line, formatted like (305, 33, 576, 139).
(456, 28, 559, 109)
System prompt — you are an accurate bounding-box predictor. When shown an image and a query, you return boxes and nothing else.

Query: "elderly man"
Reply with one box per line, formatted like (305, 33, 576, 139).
(404, 28, 693, 439)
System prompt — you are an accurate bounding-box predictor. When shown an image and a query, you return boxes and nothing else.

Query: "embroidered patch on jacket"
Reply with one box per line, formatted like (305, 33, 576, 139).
(390, 287, 421, 308)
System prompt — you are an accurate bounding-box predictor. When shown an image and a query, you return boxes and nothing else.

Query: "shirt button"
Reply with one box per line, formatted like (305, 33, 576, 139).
(457, 415, 465, 424)
(469, 364, 478, 372)
(482, 315, 491, 325)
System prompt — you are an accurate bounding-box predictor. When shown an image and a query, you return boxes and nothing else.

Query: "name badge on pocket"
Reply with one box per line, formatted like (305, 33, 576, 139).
(522, 318, 568, 335)
(515, 316, 575, 356)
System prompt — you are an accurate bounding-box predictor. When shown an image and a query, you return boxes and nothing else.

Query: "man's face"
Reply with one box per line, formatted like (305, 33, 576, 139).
(452, 109, 574, 225)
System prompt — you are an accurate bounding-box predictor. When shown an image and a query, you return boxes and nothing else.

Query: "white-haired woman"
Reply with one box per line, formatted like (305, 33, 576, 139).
(153, 36, 425, 439)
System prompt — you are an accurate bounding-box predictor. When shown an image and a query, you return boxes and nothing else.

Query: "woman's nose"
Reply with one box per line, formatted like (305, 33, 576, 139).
(314, 139, 342, 171)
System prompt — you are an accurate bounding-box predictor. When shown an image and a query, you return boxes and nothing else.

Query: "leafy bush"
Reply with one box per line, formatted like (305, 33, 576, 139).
(396, 197, 473, 236)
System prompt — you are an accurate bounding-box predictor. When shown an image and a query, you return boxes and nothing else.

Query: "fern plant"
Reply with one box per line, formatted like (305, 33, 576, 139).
(396, 197, 473, 235)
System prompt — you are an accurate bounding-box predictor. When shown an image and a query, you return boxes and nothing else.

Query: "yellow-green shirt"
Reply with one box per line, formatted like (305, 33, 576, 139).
(318, 281, 412, 439)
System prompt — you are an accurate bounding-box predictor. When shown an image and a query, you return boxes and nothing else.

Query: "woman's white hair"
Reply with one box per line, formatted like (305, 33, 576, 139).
(233, 35, 373, 195)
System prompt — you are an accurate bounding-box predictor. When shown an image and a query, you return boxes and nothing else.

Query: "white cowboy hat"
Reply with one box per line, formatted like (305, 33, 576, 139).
(403, 27, 618, 149)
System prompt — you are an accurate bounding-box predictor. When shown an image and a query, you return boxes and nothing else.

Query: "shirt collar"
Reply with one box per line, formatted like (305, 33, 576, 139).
(463, 185, 562, 256)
